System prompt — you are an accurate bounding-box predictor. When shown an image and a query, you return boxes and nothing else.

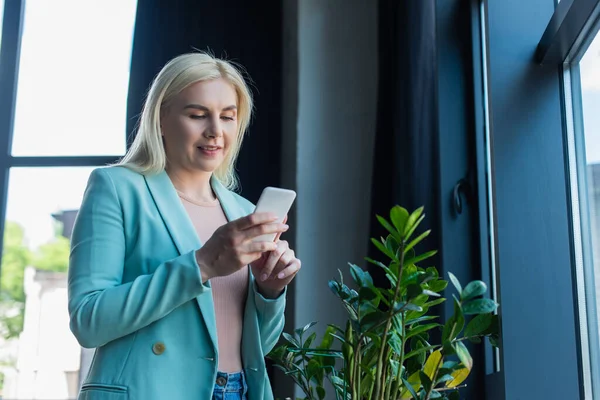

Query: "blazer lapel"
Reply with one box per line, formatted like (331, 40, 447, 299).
(210, 175, 246, 222)
(144, 171, 221, 355)
(144, 171, 201, 255)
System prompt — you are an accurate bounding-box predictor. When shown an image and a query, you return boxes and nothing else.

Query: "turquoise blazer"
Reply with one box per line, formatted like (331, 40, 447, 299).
(67, 166, 286, 400)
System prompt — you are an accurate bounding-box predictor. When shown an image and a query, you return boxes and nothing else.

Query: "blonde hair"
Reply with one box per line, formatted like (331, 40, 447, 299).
(117, 52, 254, 191)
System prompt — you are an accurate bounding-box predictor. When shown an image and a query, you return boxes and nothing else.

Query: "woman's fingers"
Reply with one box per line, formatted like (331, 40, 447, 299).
(259, 241, 290, 281)
(243, 222, 289, 242)
(273, 215, 289, 242)
(234, 212, 278, 230)
(274, 259, 301, 280)
(245, 240, 278, 254)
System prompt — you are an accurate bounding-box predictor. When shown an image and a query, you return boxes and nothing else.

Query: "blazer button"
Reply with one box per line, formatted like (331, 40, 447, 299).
(152, 342, 165, 355)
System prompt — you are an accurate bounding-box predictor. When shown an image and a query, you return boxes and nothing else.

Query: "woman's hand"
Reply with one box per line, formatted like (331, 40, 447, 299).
(195, 213, 289, 282)
(250, 239, 301, 299)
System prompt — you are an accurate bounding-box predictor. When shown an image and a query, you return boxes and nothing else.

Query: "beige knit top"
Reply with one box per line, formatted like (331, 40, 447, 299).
(178, 192, 248, 373)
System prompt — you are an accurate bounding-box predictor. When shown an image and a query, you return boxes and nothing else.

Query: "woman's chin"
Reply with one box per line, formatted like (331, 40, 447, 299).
(195, 160, 223, 174)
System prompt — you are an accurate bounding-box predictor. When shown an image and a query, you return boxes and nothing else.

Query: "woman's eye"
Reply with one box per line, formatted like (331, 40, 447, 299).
(221, 116, 235, 121)
(190, 115, 205, 119)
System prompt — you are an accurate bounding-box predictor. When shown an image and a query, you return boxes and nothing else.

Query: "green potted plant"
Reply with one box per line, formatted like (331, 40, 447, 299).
(268, 205, 499, 400)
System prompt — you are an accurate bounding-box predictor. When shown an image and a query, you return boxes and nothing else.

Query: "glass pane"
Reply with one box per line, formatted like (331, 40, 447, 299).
(11, 0, 138, 157)
(0, 167, 94, 399)
(579, 29, 600, 394)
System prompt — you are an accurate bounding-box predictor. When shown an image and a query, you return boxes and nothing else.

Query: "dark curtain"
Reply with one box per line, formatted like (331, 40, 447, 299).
(125, 0, 283, 383)
(126, 0, 283, 203)
(369, 0, 440, 286)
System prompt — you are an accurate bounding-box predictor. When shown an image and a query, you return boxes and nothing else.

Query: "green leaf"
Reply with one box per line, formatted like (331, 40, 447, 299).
(462, 280, 487, 301)
(420, 371, 433, 393)
(448, 272, 462, 294)
(349, 263, 373, 287)
(406, 323, 441, 340)
(385, 235, 401, 258)
(406, 315, 438, 325)
(404, 214, 426, 243)
(407, 284, 423, 300)
(282, 332, 300, 348)
(483, 314, 500, 335)
(360, 373, 374, 397)
(435, 374, 455, 385)
(304, 332, 317, 349)
(365, 257, 389, 270)
(404, 206, 425, 236)
(360, 309, 386, 331)
(442, 298, 464, 343)
(306, 358, 323, 382)
(462, 298, 498, 315)
(426, 267, 439, 278)
(422, 289, 441, 297)
(387, 332, 404, 356)
(316, 385, 326, 400)
(427, 279, 448, 293)
(358, 286, 378, 302)
(319, 325, 336, 350)
(464, 313, 493, 337)
(404, 345, 438, 361)
(405, 250, 438, 266)
(359, 299, 379, 318)
(404, 229, 431, 254)
(454, 341, 473, 371)
(372, 237, 395, 259)
(442, 361, 460, 370)
(398, 302, 423, 312)
(401, 374, 421, 400)
(448, 391, 460, 400)
(295, 321, 318, 338)
(490, 335, 500, 348)
(390, 206, 410, 236)
(377, 214, 401, 241)
(330, 333, 346, 344)
(423, 298, 446, 308)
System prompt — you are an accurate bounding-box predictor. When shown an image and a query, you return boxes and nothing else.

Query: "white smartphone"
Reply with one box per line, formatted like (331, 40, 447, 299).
(252, 186, 297, 242)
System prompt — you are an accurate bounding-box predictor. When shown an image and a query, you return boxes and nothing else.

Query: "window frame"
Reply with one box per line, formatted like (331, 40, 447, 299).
(0, 0, 123, 262)
(537, 0, 600, 397)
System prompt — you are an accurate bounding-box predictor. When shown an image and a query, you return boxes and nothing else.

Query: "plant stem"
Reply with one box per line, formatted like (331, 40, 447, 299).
(391, 316, 407, 398)
(354, 341, 362, 398)
(382, 345, 392, 399)
(373, 244, 406, 400)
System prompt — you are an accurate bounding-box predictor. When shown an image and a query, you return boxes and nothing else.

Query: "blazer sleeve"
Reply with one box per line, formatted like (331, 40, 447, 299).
(68, 168, 209, 349)
(253, 282, 287, 354)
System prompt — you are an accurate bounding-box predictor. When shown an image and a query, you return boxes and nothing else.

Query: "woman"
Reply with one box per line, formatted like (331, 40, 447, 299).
(67, 52, 300, 400)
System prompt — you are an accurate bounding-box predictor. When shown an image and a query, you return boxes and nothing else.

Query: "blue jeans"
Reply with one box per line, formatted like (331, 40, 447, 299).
(212, 371, 248, 400)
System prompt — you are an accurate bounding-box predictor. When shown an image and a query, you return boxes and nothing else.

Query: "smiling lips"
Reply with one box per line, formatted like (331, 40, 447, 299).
(198, 145, 222, 156)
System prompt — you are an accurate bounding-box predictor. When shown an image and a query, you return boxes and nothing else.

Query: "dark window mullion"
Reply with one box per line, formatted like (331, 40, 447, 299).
(0, 0, 26, 274)
(8, 156, 122, 168)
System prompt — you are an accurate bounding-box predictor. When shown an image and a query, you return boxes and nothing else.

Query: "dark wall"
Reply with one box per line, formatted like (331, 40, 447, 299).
(126, 0, 283, 202)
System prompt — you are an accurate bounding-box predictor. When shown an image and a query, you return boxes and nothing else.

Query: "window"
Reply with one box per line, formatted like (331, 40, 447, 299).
(11, 0, 137, 157)
(0, 168, 94, 399)
(579, 31, 600, 336)
(0, 1, 137, 398)
(565, 24, 600, 400)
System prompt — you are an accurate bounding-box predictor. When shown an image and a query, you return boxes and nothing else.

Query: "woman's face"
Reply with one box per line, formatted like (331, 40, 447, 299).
(161, 78, 238, 175)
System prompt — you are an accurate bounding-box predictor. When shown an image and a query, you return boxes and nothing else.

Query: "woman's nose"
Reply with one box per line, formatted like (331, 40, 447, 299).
(204, 118, 222, 138)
